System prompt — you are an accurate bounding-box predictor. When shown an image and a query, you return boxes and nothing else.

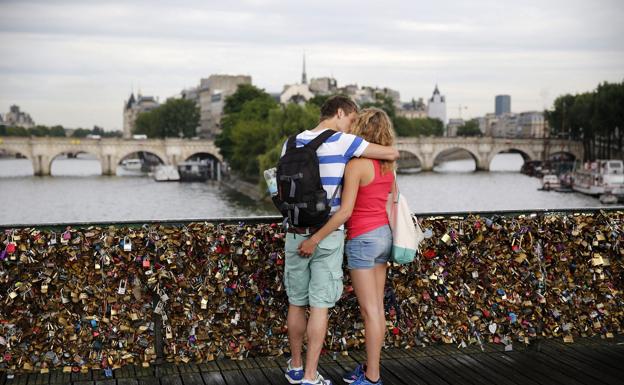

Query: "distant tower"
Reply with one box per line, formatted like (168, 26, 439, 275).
(427, 84, 447, 125)
(301, 54, 307, 85)
(495, 95, 511, 116)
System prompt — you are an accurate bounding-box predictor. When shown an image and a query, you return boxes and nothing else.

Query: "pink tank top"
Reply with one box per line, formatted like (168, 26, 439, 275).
(346, 159, 394, 240)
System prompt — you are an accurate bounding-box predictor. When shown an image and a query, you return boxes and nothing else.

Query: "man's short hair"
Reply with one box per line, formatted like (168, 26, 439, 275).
(320, 95, 358, 121)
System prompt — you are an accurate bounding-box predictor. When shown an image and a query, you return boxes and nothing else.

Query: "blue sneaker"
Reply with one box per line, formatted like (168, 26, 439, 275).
(343, 364, 365, 383)
(285, 358, 304, 384)
(352, 374, 382, 385)
(302, 373, 332, 385)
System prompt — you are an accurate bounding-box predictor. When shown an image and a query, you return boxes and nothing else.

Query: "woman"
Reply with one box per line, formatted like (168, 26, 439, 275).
(298, 107, 395, 385)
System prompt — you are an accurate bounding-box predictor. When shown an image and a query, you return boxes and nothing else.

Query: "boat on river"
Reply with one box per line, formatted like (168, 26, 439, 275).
(571, 160, 624, 198)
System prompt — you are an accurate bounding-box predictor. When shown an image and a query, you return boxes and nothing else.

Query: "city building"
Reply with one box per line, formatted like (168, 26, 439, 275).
(490, 113, 518, 137)
(178, 75, 252, 138)
(198, 75, 252, 138)
(518, 111, 546, 138)
(280, 55, 315, 105)
(0, 113, 4, 127)
(477, 113, 498, 136)
(123, 93, 160, 138)
(446, 118, 464, 137)
(495, 95, 511, 116)
(309, 77, 337, 95)
(398, 98, 428, 119)
(280, 84, 315, 105)
(3, 105, 35, 129)
(427, 85, 447, 125)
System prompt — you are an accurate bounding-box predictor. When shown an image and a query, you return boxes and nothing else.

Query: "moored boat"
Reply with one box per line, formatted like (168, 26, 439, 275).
(571, 160, 624, 196)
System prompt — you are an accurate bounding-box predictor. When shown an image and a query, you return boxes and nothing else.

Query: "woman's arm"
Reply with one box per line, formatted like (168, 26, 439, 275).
(297, 160, 363, 257)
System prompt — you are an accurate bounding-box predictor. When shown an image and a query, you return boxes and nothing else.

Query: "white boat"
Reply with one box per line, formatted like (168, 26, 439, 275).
(572, 160, 624, 196)
(541, 174, 560, 190)
(120, 158, 143, 172)
(119, 158, 147, 176)
(153, 165, 180, 182)
(599, 193, 619, 204)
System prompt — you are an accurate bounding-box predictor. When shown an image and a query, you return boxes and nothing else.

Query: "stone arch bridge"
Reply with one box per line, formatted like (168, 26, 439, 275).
(0, 137, 222, 176)
(0, 136, 582, 176)
(395, 137, 583, 171)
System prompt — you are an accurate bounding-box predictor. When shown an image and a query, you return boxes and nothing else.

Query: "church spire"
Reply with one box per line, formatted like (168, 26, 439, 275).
(301, 53, 307, 85)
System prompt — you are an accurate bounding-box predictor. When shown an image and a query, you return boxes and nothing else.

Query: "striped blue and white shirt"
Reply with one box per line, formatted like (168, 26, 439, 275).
(280, 128, 369, 216)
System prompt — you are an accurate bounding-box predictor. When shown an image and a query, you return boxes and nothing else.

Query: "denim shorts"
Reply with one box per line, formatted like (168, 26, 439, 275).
(346, 225, 392, 270)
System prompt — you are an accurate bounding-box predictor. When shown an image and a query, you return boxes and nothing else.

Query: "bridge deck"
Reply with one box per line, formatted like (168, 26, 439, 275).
(2, 335, 623, 385)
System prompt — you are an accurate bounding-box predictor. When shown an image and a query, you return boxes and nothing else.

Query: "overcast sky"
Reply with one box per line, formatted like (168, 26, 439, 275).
(1, 0, 623, 130)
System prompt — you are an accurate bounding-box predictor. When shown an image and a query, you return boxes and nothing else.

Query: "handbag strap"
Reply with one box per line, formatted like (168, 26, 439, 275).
(391, 171, 399, 203)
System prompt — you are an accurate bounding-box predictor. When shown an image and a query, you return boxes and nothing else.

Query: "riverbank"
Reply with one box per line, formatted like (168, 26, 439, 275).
(220, 174, 267, 202)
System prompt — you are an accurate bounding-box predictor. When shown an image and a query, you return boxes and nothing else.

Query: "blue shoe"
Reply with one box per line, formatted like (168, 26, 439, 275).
(351, 373, 382, 385)
(343, 364, 365, 383)
(302, 373, 332, 385)
(285, 358, 304, 384)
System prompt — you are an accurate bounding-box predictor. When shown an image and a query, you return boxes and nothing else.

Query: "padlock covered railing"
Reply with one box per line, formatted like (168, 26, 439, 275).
(0, 207, 623, 374)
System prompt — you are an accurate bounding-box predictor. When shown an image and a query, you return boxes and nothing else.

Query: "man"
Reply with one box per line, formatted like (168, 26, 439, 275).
(281, 96, 398, 385)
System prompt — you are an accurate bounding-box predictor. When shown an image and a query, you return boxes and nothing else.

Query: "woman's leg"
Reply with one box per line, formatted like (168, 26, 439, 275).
(351, 265, 386, 382)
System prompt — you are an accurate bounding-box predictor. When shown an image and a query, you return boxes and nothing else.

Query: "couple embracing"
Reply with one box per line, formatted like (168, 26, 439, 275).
(274, 96, 400, 385)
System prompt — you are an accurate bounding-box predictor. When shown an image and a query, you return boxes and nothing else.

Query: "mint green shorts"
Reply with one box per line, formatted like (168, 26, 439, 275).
(284, 229, 344, 308)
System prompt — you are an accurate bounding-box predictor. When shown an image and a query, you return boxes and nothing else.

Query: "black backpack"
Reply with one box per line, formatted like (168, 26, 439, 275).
(273, 129, 340, 227)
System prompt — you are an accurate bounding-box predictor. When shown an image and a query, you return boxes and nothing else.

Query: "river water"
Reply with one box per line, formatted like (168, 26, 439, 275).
(0, 154, 610, 226)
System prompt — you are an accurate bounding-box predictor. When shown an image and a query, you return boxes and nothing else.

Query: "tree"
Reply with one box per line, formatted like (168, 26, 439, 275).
(49, 125, 67, 137)
(457, 119, 482, 137)
(72, 128, 91, 138)
(216, 85, 278, 165)
(133, 98, 199, 138)
(361, 93, 396, 121)
(394, 116, 444, 137)
(545, 81, 624, 160)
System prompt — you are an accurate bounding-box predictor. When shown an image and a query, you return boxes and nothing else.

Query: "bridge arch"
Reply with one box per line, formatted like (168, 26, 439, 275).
(48, 149, 103, 176)
(431, 147, 480, 172)
(397, 150, 423, 172)
(548, 151, 577, 161)
(0, 144, 32, 160)
(184, 151, 221, 162)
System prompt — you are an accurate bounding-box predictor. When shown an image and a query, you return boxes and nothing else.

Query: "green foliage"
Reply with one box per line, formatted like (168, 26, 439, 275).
(361, 93, 396, 121)
(215, 85, 321, 183)
(133, 98, 199, 138)
(307, 94, 332, 109)
(546, 80, 624, 160)
(457, 119, 482, 137)
(216, 85, 278, 163)
(394, 116, 444, 137)
(0, 124, 69, 137)
(71, 128, 91, 137)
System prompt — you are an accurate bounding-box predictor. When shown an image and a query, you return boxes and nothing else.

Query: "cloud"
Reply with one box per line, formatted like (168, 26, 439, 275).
(0, 0, 623, 129)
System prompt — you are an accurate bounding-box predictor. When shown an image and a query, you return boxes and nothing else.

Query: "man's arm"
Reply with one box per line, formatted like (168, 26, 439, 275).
(361, 143, 399, 161)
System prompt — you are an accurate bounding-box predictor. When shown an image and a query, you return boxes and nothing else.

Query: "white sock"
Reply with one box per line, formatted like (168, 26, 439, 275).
(288, 359, 303, 371)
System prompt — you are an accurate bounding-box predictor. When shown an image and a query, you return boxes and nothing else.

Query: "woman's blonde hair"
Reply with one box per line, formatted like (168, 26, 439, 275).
(350, 107, 395, 173)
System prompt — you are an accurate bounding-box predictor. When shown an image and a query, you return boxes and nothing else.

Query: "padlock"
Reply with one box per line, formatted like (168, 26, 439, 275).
(41, 282, 48, 294)
(201, 297, 208, 310)
(124, 236, 132, 252)
(49, 233, 57, 245)
(61, 230, 71, 244)
(6, 242, 16, 254)
(165, 326, 173, 339)
(143, 257, 150, 268)
(117, 279, 127, 295)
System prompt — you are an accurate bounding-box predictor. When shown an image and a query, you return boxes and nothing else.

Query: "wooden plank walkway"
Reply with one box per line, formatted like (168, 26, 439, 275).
(1, 335, 623, 385)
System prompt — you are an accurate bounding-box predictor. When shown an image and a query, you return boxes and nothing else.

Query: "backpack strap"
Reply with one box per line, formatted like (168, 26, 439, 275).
(286, 135, 298, 151)
(306, 129, 336, 151)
